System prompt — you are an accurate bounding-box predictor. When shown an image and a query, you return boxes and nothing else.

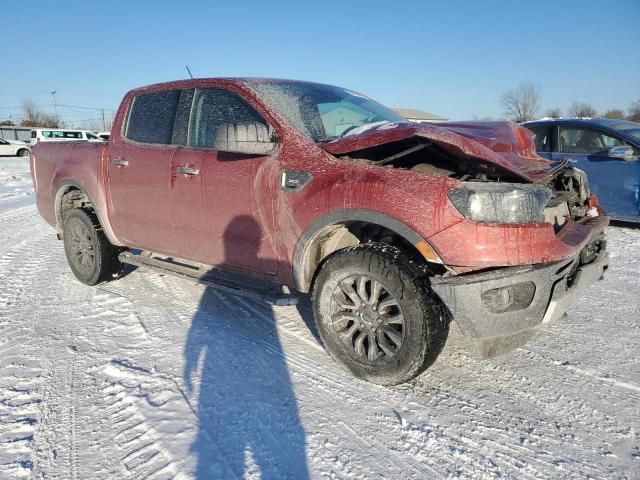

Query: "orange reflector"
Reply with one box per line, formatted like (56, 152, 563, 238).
(415, 241, 442, 263)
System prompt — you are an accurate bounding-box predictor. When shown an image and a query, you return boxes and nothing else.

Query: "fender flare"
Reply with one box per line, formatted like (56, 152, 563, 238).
(292, 208, 438, 292)
(53, 180, 122, 246)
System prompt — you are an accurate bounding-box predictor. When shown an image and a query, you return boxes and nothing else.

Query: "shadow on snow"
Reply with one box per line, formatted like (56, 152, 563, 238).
(183, 216, 310, 478)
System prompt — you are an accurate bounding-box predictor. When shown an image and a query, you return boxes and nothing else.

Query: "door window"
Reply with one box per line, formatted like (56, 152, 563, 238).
(125, 90, 181, 145)
(189, 89, 267, 148)
(559, 127, 626, 154)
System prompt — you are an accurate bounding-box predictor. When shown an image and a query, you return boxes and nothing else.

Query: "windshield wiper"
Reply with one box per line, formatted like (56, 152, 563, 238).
(316, 137, 339, 144)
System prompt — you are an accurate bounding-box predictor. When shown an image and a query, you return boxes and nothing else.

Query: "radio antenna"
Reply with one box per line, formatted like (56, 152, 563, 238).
(185, 65, 194, 79)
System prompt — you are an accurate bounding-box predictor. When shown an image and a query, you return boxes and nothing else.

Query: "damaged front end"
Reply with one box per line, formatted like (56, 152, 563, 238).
(323, 121, 610, 358)
(430, 165, 609, 358)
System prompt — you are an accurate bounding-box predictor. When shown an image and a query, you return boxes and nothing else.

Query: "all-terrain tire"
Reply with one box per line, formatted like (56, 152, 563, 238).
(62, 208, 121, 285)
(312, 243, 449, 385)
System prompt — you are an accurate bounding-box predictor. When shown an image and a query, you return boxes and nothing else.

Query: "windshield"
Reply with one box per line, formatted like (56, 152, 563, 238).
(246, 80, 405, 142)
(609, 121, 640, 141)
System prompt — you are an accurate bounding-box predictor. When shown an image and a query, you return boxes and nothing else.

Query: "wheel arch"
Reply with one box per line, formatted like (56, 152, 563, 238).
(292, 209, 444, 293)
(54, 180, 120, 245)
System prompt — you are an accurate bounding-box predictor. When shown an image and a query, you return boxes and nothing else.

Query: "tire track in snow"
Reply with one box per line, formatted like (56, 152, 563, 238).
(0, 209, 55, 478)
(0, 336, 43, 479)
(93, 361, 190, 480)
(76, 290, 192, 479)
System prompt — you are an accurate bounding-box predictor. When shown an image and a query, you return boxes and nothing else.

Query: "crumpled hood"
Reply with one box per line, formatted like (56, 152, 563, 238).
(321, 121, 556, 182)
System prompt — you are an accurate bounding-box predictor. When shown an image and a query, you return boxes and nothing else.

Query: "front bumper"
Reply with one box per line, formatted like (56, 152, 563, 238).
(431, 236, 608, 358)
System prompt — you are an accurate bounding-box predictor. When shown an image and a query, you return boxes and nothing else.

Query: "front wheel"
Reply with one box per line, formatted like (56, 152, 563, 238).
(312, 243, 449, 385)
(63, 208, 121, 285)
(17, 148, 30, 157)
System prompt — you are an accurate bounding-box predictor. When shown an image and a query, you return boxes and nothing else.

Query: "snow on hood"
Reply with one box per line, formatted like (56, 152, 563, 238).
(321, 121, 556, 182)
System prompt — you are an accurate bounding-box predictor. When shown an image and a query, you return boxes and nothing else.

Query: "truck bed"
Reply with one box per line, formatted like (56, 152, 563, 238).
(30, 141, 109, 233)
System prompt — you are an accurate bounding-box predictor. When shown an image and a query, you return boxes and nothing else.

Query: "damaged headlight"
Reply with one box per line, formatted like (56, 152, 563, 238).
(448, 182, 552, 224)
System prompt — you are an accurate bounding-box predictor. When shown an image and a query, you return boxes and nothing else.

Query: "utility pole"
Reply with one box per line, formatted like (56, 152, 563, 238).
(101, 109, 106, 131)
(50, 90, 58, 122)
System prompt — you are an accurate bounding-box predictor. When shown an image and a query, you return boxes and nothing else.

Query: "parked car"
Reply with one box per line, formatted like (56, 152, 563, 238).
(97, 131, 110, 141)
(30, 78, 609, 385)
(524, 119, 640, 222)
(30, 128, 103, 145)
(0, 138, 31, 157)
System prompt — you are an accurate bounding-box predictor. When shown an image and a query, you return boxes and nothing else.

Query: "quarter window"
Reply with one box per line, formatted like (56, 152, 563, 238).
(126, 90, 181, 145)
(189, 89, 267, 148)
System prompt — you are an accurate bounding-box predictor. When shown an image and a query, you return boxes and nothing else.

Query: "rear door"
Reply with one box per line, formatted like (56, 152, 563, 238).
(107, 89, 181, 253)
(551, 125, 640, 218)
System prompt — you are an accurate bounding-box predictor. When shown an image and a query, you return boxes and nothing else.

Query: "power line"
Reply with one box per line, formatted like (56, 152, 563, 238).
(56, 104, 117, 112)
(0, 104, 117, 111)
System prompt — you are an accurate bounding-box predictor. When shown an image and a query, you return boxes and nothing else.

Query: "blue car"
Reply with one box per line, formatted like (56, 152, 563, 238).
(524, 119, 640, 222)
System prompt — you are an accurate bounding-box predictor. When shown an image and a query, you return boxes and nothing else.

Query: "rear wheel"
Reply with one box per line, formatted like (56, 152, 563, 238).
(312, 243, 449, 385)
(63, 208, 121, 285)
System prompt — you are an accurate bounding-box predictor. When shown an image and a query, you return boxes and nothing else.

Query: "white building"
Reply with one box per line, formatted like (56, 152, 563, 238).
(391, 108, 448, 123)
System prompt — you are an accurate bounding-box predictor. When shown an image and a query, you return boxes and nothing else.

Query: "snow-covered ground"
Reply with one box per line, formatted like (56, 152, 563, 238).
(0, 157, 35, 214)
(0, 156, 638, 479)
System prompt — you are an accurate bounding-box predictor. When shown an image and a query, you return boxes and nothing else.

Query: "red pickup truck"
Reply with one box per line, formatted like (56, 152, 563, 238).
(30, 78, 609, 385)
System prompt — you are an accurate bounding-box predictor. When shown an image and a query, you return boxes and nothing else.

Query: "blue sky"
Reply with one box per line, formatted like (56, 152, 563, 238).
(2, 0, 639, 125)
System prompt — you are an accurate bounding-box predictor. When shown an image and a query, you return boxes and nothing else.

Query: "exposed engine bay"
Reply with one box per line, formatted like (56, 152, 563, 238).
(336, 138, 596, 231)
(336, 137, 522, 181)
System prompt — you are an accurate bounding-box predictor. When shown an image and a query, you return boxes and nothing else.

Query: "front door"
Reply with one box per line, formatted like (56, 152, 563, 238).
(551, 125, 640, 219)
(188, 87, 279, 275)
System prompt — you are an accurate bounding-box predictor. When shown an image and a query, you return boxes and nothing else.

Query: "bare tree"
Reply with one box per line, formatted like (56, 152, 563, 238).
(544, 107, 562, 118)
(0, 119, 15, 126)
(568, 102, 597, 118)
(20, 98, 60, 128)
(603, 109, 625, 119)
(628, 100, 640, 122)
(501, 83, 541, 122)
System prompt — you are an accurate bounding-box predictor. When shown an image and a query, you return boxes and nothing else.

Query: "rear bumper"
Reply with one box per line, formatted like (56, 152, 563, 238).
(431, 235, 608, 358)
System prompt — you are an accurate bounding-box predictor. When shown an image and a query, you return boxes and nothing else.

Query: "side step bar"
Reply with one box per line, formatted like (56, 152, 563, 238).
(118, 250, 299, 306)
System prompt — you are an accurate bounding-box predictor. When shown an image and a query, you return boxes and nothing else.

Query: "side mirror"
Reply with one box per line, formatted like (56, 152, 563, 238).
(608, 145, 636, 161)
(214, 122, 276, 155)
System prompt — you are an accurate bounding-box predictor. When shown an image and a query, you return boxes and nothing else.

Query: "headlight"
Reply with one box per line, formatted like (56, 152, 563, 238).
(448, 182, 552, 224)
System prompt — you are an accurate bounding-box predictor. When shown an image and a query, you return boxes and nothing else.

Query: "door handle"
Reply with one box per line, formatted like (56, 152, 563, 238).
(176, 166, 200, 176)
(112, 158, 129, 167)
